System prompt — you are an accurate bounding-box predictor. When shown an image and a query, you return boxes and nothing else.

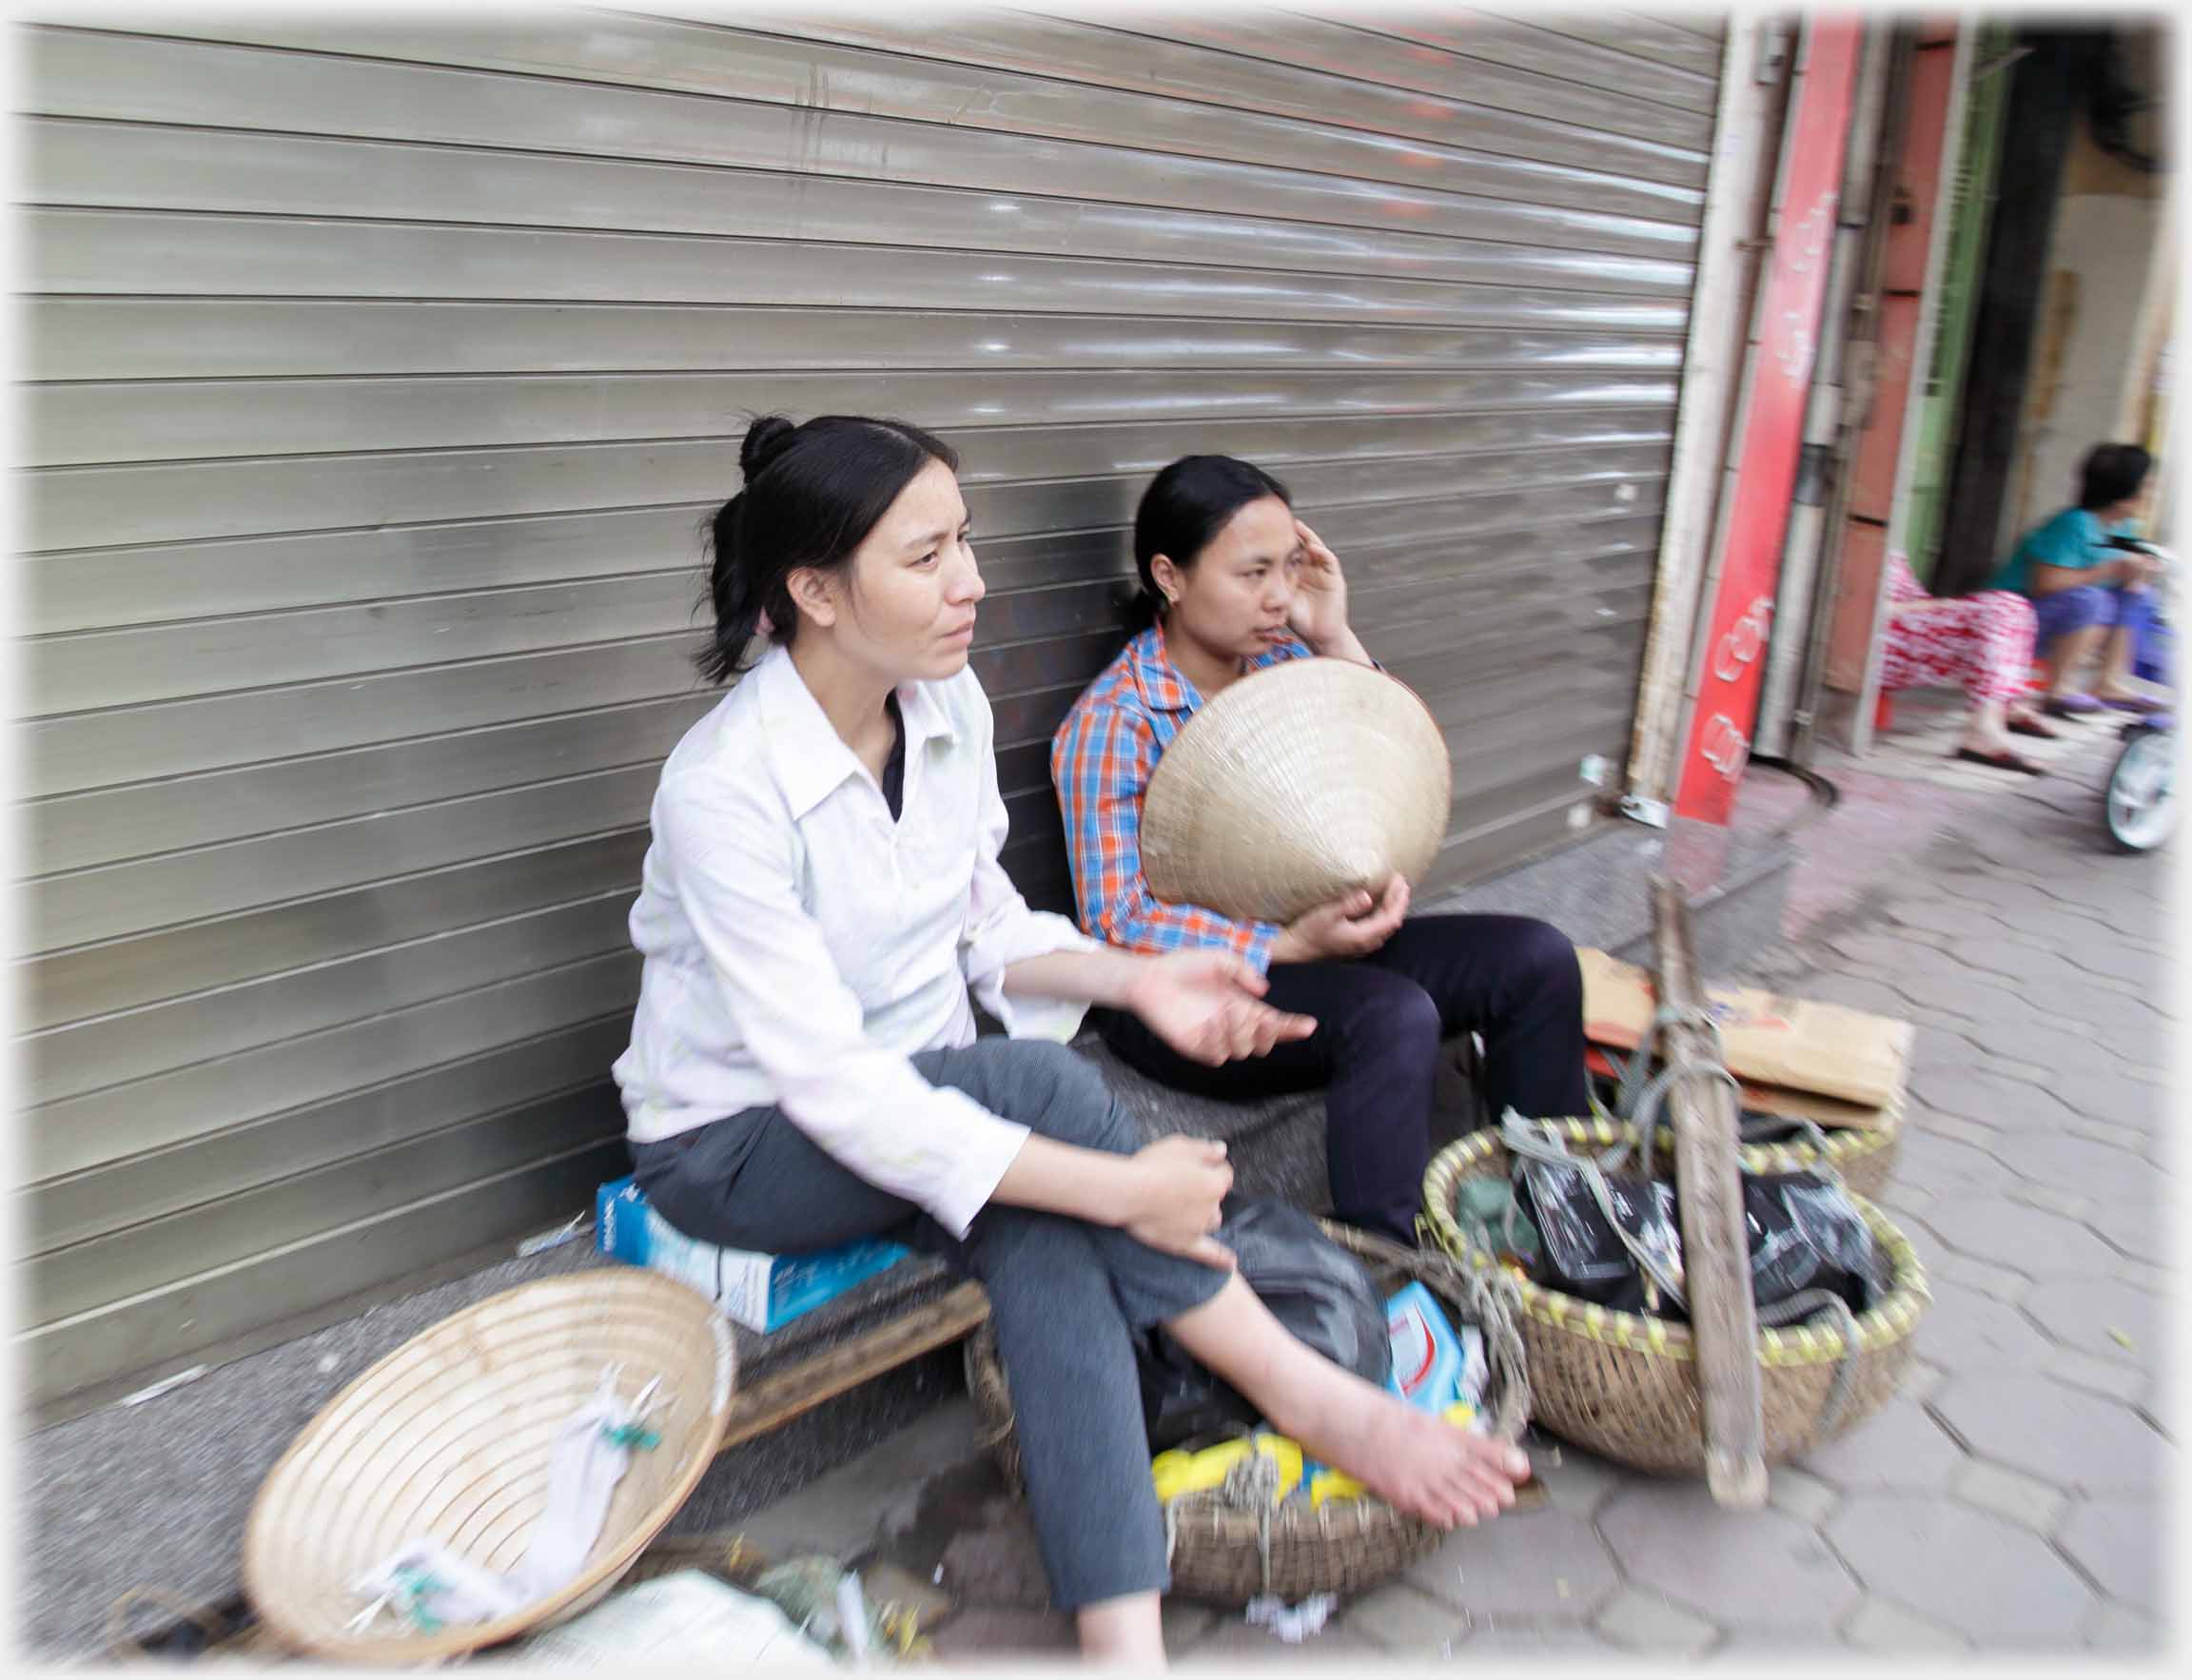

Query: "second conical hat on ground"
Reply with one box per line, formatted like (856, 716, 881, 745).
(1142, 657, 1452, 926)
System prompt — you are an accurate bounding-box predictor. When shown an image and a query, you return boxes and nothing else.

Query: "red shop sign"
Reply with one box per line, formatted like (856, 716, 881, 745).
(1673, 19, 1864, 824)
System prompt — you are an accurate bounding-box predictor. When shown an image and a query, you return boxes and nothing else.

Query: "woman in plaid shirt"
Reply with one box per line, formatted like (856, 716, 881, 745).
(1052, 455, 1591, 1243)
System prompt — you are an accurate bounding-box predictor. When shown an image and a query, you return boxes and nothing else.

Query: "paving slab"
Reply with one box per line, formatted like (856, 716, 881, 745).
(1918, 1194, 2124, 1277)
(1180, 1614, 1389, 1663)
(1336, 1581, 1472, 1654)
(2003, 1182, 2104, 1223)
(1763, 1466, 1840, 1524)
(1520, 1437, 1634, 1516)
(1885, 895, 2020, 940)
(1160, 1596, 1220, 1651)
(2019, 1277, 2167, 1365)
(1895, 971, 2054, 1030)
(1902, 1280, 2051, 1377)
(2042, 1346, 2155, 1407)
(2108, 1254, 2173, 1296)
(1403, 1506, 1619, 1619)
(1994, 901, 2144, 951)
(1942, 1012, 2129, 1079)
(2051, 1070, 2172, 1132)
(1892, 1131, 2020, 1196)
(1793, 970, 1919, 1017)
(2065, 1115, 2168, 1160)
(1456, 1621, 1611, 1654)
(2082, 1600, 2164, 1652)
(2043, 979, 2173, 1032)
(1949, 1460, 2067, 1533)
(1598, 1482, 1860, 1632)
(2087, 1199, 2173, 1267)
(1591, 1587, 1718, 1656)
(1908, 1065, 2081, 1133)
(1931, 1376, 2173, 1494)
(1898, 1359, 1949, 1406)
(1928, 1251, 2035, 1302)
(1841, 1594, 1972, 1652)
(1825, 1494, 2095, 1644)
(1944, 933, 2137, 992)
(929, 1606, 1077, 1660)
(1795, 1397, 1967, 1494)
(1904, 1026, 1998, 1085)
(1708, 1628, 1843, 1656)
(2055, 1497, 2166, 1612)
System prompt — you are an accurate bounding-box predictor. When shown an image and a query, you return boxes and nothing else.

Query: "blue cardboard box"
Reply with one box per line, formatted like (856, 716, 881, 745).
(595, 1177, 910, 1333)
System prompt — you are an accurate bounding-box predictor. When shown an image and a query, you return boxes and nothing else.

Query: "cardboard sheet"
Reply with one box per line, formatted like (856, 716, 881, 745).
(1578, 947, 1912, 1113)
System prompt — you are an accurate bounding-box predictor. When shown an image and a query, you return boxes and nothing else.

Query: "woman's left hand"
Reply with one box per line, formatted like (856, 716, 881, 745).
(1125, 949, 1317, 1067)
(1285, 518, 1356, 655)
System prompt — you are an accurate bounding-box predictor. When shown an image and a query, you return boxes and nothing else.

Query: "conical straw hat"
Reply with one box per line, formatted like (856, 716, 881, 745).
(1142, 658, 1452, 926)
(242, 1267, 735, 1664)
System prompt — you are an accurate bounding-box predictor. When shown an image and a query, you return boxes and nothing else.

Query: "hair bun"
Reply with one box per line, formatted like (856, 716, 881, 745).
(739, 415, 798, 481)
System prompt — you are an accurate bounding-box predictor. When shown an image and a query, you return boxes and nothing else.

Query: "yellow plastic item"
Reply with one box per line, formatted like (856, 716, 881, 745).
(1150, 1434, 1303, 1505)
(1308, 1468, 1366, 1509)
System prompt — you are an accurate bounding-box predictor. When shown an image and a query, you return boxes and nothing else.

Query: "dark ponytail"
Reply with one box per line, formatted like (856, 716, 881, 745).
(1127, 455, 1294, 632)
(695, 413, 960, 683)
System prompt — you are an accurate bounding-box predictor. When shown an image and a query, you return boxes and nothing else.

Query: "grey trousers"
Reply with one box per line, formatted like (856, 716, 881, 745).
(628, 1038, 1232, 1611)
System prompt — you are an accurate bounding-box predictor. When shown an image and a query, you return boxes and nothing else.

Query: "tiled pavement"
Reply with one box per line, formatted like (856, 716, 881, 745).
(749, 691, 2180, 1662)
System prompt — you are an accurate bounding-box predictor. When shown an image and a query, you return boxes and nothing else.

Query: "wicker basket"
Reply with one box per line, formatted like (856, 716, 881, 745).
(964, 1221, 1528, 1606)
(243, 1269, 736, 1664)
(1420, 1130, 1928, 1474)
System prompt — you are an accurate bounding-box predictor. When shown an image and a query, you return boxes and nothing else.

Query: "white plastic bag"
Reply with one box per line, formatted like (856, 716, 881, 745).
(483, 1571, 834, 1667)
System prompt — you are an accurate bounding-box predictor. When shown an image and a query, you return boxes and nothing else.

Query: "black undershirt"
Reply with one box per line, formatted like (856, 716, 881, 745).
(881, 693, 907, 822)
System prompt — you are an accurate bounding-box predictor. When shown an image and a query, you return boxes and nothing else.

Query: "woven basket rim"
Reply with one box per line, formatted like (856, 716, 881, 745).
(1421, 1127, 1928, 1366)
(1563, 1110, 1900, 1168)
(242, 1269, 734, 1665)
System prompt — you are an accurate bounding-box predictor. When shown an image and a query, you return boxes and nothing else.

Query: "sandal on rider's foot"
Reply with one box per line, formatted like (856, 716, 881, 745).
(1954, 747, 2047, 775)
(2006, 714, 2062, 740)
(2043, 694, 2104, 719)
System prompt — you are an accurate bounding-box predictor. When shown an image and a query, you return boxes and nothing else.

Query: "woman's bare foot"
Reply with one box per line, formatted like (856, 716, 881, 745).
(1162, 1273, 1529, 1531)
(1284, 1379, 1530, 1530)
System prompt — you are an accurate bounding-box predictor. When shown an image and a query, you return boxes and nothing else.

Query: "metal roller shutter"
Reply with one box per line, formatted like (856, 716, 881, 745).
(15, 6, 1721, 1406)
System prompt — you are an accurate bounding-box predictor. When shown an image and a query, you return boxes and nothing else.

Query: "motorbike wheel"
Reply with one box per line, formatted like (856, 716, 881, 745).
(2104, 726, 2177, 851)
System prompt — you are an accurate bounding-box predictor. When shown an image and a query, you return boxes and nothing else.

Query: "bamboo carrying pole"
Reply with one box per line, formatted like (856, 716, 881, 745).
(1650, 877, 1769, 1509)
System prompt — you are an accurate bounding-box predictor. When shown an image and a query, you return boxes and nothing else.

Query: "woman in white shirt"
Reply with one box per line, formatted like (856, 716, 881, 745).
(614, 414, 1528, 1665)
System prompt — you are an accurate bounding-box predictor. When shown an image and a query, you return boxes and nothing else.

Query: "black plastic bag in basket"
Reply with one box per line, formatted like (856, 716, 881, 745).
(1517, 1159, 1892, 1322)
(1134, 1200, 1392, 1450)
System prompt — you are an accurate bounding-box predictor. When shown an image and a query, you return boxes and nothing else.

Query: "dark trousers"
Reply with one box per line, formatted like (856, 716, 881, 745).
(1096, 915, 1590, 1245)
(628, 1039, 1228, 1612)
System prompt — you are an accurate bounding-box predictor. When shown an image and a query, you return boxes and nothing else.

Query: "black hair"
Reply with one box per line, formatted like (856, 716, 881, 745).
(1126, 455, 1294, 632)
(695, 413, 960, 683)
(2077, 441, 2154, 512)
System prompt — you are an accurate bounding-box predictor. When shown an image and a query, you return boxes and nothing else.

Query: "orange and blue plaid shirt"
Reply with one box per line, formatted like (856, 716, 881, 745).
(1050, 622, 1316, 973)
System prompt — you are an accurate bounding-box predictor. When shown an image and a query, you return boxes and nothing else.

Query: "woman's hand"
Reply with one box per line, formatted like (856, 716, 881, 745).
(1125, 949, 1317, 1066)
(1270, 874, 1410, 963)
(2117, 553, 2162, 590)
(1286, 518, 1370, 663)
(1122, 1135, 1237, 1268)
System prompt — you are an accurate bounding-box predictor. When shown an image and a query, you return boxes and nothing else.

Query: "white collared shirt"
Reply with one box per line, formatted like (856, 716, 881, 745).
(612, 645, 1098, 1238)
